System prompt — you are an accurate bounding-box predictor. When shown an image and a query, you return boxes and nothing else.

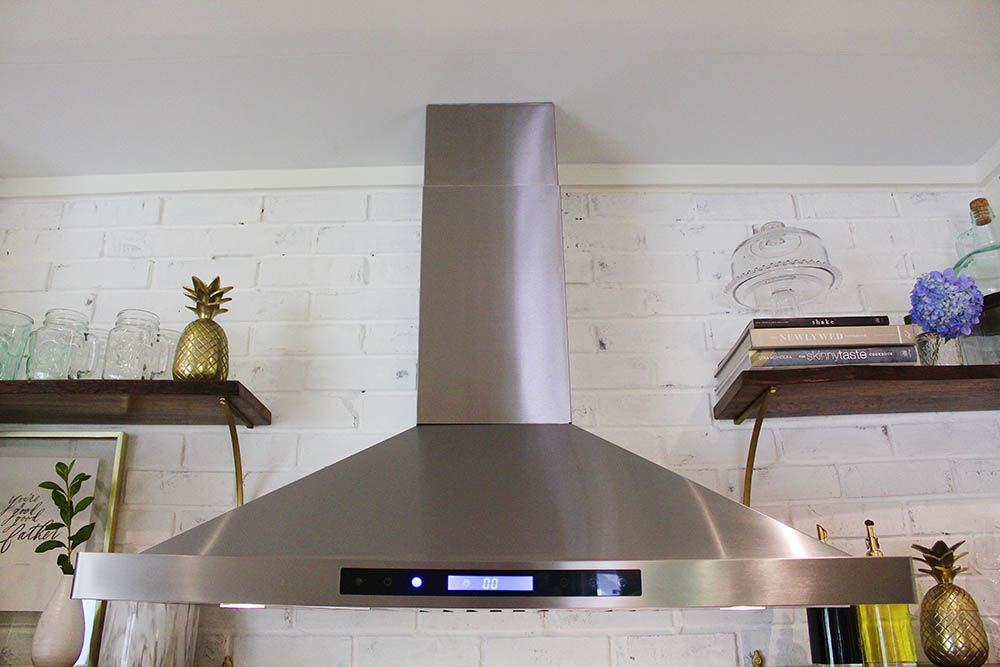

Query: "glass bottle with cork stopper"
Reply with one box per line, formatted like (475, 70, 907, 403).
(955, 197, 1000, 295)
(806, 524, 863, 666)
(856, 520, 917, 666)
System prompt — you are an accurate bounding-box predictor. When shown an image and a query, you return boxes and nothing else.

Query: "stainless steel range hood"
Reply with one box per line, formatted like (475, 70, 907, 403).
(74, 103, 914, 609)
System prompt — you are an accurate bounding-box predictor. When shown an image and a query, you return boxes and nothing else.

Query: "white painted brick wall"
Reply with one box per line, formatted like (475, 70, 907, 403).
(564, 221, 643, 252)
(0, 199, 64, 228)
(262, 192, 367, 223)
(796, 192, 898, 219)
(1, 229, 104, 259)
(593, 254, 698, 284)
(51, 259, 152, 289)
(252, 323, 364, 355)
(61, 197, 161, 228)
(615, 633, 739, 666)
(233, 635, 351, 667)
(259, 256, 367, 287)
(105, 226, 314, 258)
(894, 191, 983, 219)
(695, 193, 795, 220)
(153, 258, 260, 290)
(484, 636, 609, 667)
(1, 185, 998, 667)
(643, 221, 748, 251)
(161, 195, 263, 226)
(316, 223, 421, 254)
(358, 636, 480, 667)
(312, 288, 419, 319)
(369, 191, 422, 221)
(589, 193, 694, 220)
(1, 261, 50, 290)
(778, 425, 892, 462)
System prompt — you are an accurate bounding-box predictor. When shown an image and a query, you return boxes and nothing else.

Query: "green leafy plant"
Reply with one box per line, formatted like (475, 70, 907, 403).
(34, 460, 95, 575)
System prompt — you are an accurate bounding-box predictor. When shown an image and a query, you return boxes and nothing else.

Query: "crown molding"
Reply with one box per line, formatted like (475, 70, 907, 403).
(557, 163, 978, 187)
(0, 167, 425, 198)
(0, 163, 988, 198)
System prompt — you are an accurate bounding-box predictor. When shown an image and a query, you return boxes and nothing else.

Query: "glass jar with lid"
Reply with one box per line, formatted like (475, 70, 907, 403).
(103, 309, 160, 380)
(26, 309, 93, 380)
(725, 221, 841, 314)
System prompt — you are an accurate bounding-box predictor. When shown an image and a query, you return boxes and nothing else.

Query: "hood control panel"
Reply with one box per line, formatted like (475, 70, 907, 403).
(340, 568, 641, 597)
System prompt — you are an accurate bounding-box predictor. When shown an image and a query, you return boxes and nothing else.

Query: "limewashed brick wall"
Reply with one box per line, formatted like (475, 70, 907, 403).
(0, 186, 997, 666)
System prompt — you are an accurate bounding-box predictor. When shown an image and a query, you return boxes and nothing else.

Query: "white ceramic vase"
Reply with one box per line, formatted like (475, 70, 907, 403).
(32, 574, 85, 667)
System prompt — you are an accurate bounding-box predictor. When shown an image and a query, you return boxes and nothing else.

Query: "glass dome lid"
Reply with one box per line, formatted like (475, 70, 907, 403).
(725, 221, 841, 314)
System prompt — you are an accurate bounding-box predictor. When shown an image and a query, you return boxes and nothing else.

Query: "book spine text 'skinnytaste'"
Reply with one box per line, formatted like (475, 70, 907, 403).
(715, 345, 918, 394)
(750, 345, 918, 367)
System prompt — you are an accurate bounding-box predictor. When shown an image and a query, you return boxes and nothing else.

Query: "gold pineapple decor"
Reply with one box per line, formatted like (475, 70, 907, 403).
(912, 539, 990, 666)
(173, 276, 232, 381)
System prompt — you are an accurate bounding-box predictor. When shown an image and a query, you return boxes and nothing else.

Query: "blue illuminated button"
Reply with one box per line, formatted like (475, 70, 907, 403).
(411, 576, 423, 588)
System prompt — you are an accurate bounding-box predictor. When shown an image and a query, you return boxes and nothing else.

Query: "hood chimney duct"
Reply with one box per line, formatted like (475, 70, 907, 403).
(417, 103, 570, 424)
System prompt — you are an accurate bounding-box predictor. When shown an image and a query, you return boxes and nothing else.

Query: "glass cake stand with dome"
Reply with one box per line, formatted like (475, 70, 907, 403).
(725, 221, 842, 315)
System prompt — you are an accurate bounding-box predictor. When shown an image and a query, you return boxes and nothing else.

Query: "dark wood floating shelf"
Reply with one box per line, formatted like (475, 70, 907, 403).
(0, 380, 271, 427)
(713, 365, 1000, 421)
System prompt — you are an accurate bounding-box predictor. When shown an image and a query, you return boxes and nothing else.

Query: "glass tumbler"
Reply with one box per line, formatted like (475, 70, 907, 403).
(151, 328, 181, 379)
(103, 309, 160, 379)
(0, 309, 34, 380)
(26, 309, 91, 380)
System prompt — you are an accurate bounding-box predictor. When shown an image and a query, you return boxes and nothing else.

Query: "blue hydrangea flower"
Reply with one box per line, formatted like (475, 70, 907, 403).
(909, 268, 983, 339)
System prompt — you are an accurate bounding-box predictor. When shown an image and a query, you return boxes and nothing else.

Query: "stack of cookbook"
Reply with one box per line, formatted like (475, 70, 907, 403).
(715, 316, 919, 396)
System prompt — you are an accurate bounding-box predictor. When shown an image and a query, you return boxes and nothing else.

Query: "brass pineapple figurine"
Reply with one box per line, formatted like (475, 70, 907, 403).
(173, 276, 232, 380)
(912, 539, 990, 666)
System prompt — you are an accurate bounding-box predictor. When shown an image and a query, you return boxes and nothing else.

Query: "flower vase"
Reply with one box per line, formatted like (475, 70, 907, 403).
(916, 332, 964, 366)
(32, 575, 85, 667)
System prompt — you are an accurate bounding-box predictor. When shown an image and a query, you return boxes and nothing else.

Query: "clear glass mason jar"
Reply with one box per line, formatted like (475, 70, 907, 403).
(26, 309, 92, 380)
(150, 328, 181, 379)
(0, 309, 34, 380)
(77, 328, 108, 379)
(103, 309, 160, 380)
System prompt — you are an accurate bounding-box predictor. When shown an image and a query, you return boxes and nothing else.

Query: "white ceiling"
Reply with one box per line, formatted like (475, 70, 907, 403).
(2, 0, 1000, 178)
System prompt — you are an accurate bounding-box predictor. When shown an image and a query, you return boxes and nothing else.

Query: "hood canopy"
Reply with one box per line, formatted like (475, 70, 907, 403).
(73, 103, 914, 609)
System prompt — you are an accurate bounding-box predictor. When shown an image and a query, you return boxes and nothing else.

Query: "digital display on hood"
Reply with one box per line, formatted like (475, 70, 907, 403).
(340, 568, 641, 597)
(447, 575, 533, 591)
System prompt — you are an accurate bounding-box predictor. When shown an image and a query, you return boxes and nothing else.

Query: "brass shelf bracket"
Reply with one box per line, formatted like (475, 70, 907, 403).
(219, 397, 245, 507)
(736, 385, 778, 507)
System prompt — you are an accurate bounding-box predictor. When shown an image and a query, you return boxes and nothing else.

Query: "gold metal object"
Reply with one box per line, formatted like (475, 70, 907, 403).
(864, 519, 883, 557)
(0, 430, 128, 667)
(751, 649, 765, 666)
(913, 540, 990, 666)
(738, 386, 777, 506)
(733, 385, 775, 426)
(174, 276, 232, 381)
(220, 397, 244, 507)
(222, 657, 234, 667)
(816, 524, 828, 543)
